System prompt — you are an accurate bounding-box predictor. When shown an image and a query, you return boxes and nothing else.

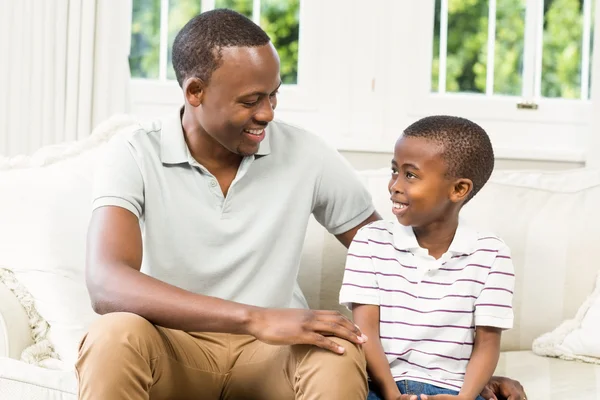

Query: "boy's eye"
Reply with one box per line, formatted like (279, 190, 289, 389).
(405, 171, 416, 179)
(391, 168, 398, 175)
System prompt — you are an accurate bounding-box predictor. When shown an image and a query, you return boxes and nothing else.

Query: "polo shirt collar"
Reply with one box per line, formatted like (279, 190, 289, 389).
(160, 108, 272, 164)
(392, 218, 476, 256)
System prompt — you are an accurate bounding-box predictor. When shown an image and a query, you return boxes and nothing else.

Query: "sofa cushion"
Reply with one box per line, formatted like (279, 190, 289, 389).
(494, 351, 600, 399)
(533, 270, 600, 364)
(0, 116, 136, 366)
(0, 357, 76, 400)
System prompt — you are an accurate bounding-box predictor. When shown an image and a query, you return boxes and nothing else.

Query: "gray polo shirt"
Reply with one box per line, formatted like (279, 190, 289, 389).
(92, 109, 374, 309)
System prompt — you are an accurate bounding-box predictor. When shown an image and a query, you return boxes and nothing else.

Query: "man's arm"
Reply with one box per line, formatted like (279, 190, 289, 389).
(86, 206, 366, 353)
(353, 304, 400, 400)
(335, 211, 381, 248)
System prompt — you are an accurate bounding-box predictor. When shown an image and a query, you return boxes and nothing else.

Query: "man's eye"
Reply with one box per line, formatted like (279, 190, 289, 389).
(269, 91, 279, 98)
(243, 100, 259, 107)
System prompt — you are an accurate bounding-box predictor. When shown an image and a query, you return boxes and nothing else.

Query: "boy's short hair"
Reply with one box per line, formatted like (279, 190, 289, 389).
(172, 9, 271, 87)
(403, 115, 494, 203)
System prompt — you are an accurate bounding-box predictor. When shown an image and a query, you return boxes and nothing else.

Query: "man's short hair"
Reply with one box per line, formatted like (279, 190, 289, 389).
(403, 115, 494, 203)
(172, 9, 271, 87)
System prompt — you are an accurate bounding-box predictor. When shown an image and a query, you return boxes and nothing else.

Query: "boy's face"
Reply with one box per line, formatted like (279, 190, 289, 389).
(388, 135, 468, 228)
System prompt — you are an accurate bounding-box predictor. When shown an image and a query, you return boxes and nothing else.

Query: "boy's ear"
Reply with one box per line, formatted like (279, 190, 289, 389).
(449, 178, 473, 203)
(183, 77, 206, 107)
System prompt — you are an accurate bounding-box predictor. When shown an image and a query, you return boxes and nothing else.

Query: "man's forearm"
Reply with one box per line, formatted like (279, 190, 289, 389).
(88, 262, 259, 334)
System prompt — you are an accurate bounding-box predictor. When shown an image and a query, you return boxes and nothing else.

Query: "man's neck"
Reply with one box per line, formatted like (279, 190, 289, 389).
(181, 107, 242, 170)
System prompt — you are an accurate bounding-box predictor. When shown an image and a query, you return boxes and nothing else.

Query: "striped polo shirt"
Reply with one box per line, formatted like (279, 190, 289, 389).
(339, 219, 515, 391)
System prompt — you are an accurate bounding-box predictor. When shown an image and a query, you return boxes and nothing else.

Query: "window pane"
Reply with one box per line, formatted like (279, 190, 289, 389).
(435, 0, 490, 94)
(494, 0, 526, 95)
(214, 0, 253, 18)
(432, 0, 441, 92)
(432, 0, 526, 96)
(541, 0, 595, 99)
(130, 0, 161, 79)
(261, 0, 300, 84)
(167, 0, 202, 80)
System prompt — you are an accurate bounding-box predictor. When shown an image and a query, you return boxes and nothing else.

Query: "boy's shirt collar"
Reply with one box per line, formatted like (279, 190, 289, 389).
(392, 218, 477, 258)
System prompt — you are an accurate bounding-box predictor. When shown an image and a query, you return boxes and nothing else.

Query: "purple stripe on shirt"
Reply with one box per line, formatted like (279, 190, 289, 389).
(421, 278, 485, 286)
(379, 320, 475, 330)
(344, 268, 375, 275)
(365, 226, 393, 234)
(371, 255, 417, 269)
(478, 236, 501, 242)
(352, 239, 369, 245)
(379, 304, 474, 314)
(476, 303, 512, 309)
(496, 255, 511, 259)
(489, 271, 515, 277)
(452, 248, 499, 258)
(347, 253, 373, 260)
(380, 335, 474, 346)
(378, 289, 476, 301)
(368, 238, 410, 253)
(480, 287, 514, 294)
(385, 348, 470, 362)
(342, 283, 377, 291)
(438, 263, 492, 272)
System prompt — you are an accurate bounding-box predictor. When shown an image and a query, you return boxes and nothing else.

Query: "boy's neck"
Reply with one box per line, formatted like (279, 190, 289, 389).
(412, 214, 459, 260)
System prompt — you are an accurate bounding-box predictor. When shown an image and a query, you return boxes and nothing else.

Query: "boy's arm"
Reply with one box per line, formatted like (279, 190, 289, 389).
(458, 326, 502, 400)
(353, 304, 400, 400)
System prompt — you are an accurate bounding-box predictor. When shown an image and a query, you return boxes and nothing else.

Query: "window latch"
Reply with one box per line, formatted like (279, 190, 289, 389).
(516, 101, 539, 110)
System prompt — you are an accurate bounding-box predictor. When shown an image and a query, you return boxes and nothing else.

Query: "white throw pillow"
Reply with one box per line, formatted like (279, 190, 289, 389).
(533, 271, 600, 364)
(0, 115, 136, 368)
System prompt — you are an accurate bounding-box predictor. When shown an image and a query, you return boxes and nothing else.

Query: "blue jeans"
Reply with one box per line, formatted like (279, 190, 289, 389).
(367, 380, 485, 400)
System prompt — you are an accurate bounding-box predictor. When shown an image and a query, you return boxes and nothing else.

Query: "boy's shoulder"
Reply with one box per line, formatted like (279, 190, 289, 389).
(465, 225, 511, 255)
(357, 219, 395, 237)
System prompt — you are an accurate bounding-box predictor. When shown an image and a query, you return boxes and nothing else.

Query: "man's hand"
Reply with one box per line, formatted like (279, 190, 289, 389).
(479, 376, 527, 400)
(246, 308, 368, 354)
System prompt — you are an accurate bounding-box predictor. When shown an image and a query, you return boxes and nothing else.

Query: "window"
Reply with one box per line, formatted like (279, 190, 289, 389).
(408, 0, 595, 128)
(432, 0, 595, 100)
(130, 0, 314, 111)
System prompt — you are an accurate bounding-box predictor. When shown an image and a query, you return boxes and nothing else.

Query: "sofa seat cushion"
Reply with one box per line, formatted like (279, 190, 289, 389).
(0, 358, 76, 400)
(495, 351, 600, 399)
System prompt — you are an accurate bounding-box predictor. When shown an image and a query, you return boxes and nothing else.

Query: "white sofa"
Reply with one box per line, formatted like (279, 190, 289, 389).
(1, 117, 599, 399)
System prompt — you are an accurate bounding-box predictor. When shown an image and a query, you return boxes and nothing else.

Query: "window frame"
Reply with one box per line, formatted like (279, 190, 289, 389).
(406, 0, 594, 127)
(130, 0, 318, 112)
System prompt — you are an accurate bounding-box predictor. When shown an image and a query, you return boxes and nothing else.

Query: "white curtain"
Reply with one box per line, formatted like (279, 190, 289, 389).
(590, 2, 600, 167)
(0, 0, 132, 157)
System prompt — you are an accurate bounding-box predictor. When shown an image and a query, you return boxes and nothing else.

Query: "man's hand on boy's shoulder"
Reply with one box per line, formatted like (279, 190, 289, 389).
(245, 308, 368, 354)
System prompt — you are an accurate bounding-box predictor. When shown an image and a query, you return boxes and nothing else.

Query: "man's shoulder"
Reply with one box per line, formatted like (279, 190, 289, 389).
(269, 120, 333, 152)
(107, 117, 163, 156)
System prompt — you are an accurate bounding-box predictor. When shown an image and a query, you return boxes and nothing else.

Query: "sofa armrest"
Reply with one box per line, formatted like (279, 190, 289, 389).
(0, 281, 33, 359)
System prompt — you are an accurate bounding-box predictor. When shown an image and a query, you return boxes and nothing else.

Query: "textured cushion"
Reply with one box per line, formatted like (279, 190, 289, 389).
(0, 357, 76, 400)
(298, 168, 600, 352)
(0, 116, 136, 366)
(533, 271, 600, 364)
(494, 351, 600, 399)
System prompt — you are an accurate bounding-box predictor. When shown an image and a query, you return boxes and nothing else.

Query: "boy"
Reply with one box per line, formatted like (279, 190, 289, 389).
(340, 116, 515, 400)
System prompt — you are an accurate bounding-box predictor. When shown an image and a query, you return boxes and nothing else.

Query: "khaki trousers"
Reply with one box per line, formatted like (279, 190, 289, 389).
(76, 312, 368, 400)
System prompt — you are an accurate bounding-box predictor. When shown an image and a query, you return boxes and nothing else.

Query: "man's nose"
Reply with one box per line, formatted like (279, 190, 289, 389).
(255, 97, 275, 123)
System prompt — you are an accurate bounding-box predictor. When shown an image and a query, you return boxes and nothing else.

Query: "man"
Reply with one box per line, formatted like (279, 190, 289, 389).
(77, 9, 527, 400)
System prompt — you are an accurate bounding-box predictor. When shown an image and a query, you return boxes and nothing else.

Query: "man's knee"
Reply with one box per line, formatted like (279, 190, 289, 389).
(297, 337, 367, 372)
(78, 312, 157, 359)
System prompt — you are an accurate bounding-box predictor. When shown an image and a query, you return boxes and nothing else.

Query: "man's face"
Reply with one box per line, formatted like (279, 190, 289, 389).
(194, 43, 281, 157)
(388, 136, 456, 228)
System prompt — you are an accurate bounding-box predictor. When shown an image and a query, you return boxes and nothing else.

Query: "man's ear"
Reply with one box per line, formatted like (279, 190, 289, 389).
(450, 178, 473, 204)
(183, 77, 205, 107)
